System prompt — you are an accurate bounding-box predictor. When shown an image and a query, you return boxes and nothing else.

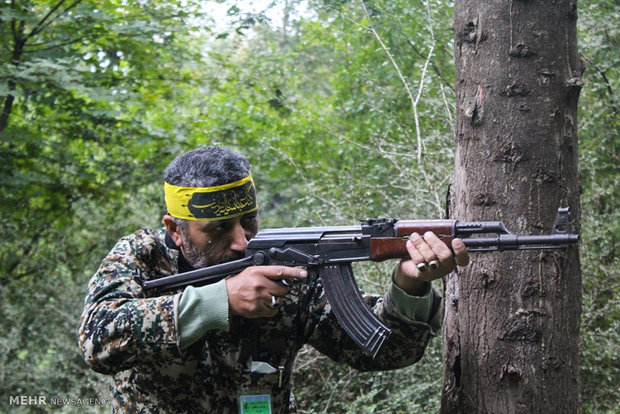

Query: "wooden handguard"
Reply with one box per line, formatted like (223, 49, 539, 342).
(369, 220, 455, 261)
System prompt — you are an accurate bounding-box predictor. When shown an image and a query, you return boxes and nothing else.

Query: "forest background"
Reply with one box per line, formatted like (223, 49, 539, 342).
(0, 0, 617, 412)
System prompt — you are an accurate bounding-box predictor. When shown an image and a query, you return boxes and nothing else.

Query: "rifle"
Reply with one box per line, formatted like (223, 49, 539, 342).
(142, 207, 578, 358)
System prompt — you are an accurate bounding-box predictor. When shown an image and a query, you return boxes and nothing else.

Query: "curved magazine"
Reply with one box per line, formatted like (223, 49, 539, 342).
(319, 263, 391, 358)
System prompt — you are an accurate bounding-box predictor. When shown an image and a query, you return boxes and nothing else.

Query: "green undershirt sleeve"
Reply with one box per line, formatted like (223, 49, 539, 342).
(176, 279, 229, 349)
(387, 280, 434, 322)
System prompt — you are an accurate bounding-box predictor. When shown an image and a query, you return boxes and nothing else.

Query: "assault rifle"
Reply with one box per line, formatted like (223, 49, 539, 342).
(142, 207, 578, 358)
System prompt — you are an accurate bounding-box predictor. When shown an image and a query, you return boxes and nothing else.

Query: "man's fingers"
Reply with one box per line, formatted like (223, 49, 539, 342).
(260, 266, 308, 298)
(405, 234, 428, 268)
(451, 238, 470, 267)
(410, 233, 438, 264)
(261, 266, 308, 281)
(405, 232, 470, 278)
(227, 266, 307, 318)
(423, 232, 454, 261)
(393, 231, 472, 291)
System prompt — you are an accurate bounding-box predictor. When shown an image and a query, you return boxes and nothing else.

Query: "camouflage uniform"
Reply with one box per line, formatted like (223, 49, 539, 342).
(78, 228, 442, 413)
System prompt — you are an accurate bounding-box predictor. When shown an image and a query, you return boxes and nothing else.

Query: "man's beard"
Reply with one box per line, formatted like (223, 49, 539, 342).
(181, 238, 244, 269)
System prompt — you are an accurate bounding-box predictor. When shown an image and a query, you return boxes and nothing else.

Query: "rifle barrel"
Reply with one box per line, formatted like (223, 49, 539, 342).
(141, 255, 257, 291)
(463, 233, 579, 251)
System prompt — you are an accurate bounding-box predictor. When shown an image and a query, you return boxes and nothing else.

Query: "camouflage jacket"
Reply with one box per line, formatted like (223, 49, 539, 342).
(78, 228, 442, 413)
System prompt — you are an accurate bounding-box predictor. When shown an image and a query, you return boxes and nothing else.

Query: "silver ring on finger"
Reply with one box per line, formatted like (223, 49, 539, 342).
(417, 262, 429, 272)
(270, 295, 278, 308)
(429, 259, 440, 270)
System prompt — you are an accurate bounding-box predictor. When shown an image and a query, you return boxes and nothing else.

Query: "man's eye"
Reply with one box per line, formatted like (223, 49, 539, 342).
(205, 223, 226, 233)
(241, 216, 257, 227)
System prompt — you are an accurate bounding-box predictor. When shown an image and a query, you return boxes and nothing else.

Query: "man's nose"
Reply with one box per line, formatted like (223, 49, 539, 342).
(229, 221, 249, 252)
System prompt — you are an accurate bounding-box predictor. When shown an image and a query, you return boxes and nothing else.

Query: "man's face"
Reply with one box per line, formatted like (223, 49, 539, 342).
(180, 213, 259, 268)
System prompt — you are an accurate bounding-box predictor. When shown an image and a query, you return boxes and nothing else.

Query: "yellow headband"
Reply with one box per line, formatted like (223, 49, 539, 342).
(164, 175, 258, 221)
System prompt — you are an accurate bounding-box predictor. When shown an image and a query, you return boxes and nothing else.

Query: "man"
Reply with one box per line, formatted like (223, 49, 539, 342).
(78, 146, 469, 413)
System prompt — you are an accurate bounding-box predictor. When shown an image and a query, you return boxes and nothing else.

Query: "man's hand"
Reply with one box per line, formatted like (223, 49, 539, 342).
(394, 232, 469, 296)
(225, 266, 308, 318)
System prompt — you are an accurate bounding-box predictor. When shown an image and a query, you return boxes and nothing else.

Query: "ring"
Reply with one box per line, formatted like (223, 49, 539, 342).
(429, 259, 440, 270)
(270, 296, 278, 308)
(417, 262, 429, 272)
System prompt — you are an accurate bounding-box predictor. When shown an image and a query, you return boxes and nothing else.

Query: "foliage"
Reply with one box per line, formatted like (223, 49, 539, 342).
(0, 0, 617, 413)
(576, 0, 620, 411)
(0, 0, 205, 411)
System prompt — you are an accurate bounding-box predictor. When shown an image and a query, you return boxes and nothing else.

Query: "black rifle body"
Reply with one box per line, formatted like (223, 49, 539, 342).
(142, 208, 578, 357)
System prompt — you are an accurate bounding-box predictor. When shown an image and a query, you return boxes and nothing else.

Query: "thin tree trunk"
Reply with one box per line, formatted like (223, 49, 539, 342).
(1, 14, 26, 133)
(442, 1, 583, 413)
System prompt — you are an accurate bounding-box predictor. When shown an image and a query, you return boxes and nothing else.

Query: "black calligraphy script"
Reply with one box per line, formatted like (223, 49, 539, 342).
(187, 180, 256, 219)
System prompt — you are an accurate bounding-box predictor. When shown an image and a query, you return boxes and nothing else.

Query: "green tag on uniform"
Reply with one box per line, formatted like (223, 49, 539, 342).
(239, 394, 271, 414)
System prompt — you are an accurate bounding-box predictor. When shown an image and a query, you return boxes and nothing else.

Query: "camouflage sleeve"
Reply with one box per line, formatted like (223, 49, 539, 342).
(77, 233, 180, 375)
(305, 281, 442, 371)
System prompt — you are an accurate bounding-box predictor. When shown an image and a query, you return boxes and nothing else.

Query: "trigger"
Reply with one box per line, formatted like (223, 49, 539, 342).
(281, 278, 303, 286)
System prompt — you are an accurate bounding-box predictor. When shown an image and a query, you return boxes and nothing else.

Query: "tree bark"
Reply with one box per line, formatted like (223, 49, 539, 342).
(0, 22, 24, 133)
(442, 1, 583, 413)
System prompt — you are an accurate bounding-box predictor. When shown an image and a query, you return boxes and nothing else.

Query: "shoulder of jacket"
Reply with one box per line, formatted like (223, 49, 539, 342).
(111, 228, 177, 269)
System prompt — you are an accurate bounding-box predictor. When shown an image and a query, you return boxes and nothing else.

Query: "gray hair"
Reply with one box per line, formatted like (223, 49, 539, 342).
(163, 146, 252, 231)
(163, 146, 251, 187)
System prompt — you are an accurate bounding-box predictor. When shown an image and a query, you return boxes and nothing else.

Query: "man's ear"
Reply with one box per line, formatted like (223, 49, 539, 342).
(163, 215, 184, 248)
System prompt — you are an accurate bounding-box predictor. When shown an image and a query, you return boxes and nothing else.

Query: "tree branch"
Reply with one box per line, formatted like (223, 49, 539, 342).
(403, 36, 455, 94)
(22, 34, 90, 53)
(1, 2, 26, 132)
(358, 0, 425, 162)
(0, 233, 38, 286)
(25, 0, 83, 41)
(593, 63, 618, 115)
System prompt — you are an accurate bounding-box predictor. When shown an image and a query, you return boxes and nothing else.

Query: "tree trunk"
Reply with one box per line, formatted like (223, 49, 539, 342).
(442, 1, 583, 413)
